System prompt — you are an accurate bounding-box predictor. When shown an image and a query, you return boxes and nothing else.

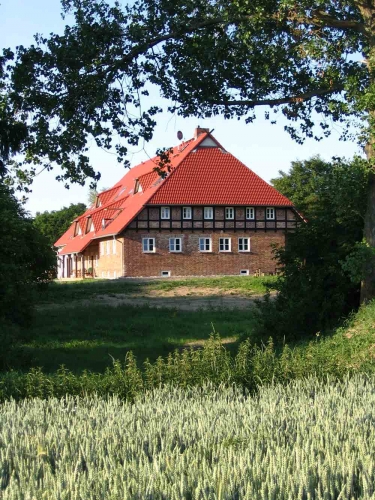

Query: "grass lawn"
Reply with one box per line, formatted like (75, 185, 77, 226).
(26, 276, 269, 373)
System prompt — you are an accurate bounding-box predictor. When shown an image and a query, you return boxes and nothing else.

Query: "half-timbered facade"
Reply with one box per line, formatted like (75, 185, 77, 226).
(55, 128, 299, 278)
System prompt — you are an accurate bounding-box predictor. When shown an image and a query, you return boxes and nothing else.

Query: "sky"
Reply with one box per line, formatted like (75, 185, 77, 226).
(1, 0, 363, 215)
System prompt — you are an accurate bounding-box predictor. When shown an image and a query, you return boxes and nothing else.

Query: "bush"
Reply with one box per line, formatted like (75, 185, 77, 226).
(0, 183, 56, 369)
(257, 156, 370, 341)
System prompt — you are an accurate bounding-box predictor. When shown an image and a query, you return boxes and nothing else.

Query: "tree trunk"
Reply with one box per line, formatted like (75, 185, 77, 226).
(361, 161, 375, 302)
(359, 1, 375, 303)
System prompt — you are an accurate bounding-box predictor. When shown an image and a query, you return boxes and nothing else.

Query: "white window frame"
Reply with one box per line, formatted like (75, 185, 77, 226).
(238, 237, 250, 252)
(246, 207, 255, 220)
(199, 237, 212, 252)
(106, 240, 110, 255)
(219, 237, 231, 252)
(266, 207, 275, 220)
(161, 207, 170, 220)
(112, 238, 116, 255)
(169, 237, 182, 253)
(225, 207, 234, 220)
(183, 207, 192, 220)
(204, 207, 213, 220)
(142, 237, 155, 253)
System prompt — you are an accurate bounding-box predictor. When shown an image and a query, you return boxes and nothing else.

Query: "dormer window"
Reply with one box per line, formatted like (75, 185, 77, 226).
(161, 207, 170, 219)
(85, 218, 94, 233)
(74, 222, 82, 236)
(134, 179, 142, 194)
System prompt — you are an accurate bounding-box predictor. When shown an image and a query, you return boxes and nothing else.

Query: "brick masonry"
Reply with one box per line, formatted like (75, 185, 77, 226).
(122, 230, 285, 277)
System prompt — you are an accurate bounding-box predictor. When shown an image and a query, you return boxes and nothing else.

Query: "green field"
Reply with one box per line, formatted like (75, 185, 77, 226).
(2, 376, 375, 499)
(26, 276, 272, 373)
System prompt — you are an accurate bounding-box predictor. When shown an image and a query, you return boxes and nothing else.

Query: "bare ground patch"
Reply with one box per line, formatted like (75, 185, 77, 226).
(38, 291, 272, 311)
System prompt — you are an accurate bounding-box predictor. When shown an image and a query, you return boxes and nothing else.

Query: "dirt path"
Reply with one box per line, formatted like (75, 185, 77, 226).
(39, 287, 273, 311)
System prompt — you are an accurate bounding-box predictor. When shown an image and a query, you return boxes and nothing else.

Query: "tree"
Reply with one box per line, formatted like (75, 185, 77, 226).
(0, 184, 56, 369)
(3, 0, 375, 299)
(255, 156, 369, 340)
(33, 203, 86, 246)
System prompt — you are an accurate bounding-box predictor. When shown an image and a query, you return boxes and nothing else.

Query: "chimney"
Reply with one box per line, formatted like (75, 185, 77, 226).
(194, 126, 210, 139)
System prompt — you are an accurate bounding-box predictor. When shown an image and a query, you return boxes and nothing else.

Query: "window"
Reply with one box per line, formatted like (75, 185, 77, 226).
(106, 241, 110, 255)
(99, 241, 104, 256)
(240, 269, 249, 275)
(169, 237, 182, 252)
(204, 207, 213, 219)
(74, 222, 82, 236)
(183, 207, 192, 219)
(199, 237, 212, 252)
(219, 238, 231, 252)
(95, 255, 98, 267)
(161, 270, 171, 277)
(246, 207, 255, 220)
(112, 238, 116, 255)
(238, 237, 250, 252)
(266, 207, 275, 220)
(142, 238, 155, 253)
(225, 207, 234, 220)
(161, 207, 170, 219)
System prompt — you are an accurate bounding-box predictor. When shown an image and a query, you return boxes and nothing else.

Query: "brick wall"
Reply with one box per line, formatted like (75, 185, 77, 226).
(122, 230, 285, 277)
(83, 238, 123, 279)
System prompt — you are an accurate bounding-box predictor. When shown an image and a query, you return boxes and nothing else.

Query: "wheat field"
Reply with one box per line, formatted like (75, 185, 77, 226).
(1, 376, 375, 499)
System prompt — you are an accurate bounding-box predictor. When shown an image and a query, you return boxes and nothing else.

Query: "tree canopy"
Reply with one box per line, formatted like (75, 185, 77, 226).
(256, 156, 369, 340)
(33, 203, 86, 247)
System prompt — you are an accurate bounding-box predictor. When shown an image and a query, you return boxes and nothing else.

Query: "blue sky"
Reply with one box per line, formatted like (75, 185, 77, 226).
(1, 0, 362, 215)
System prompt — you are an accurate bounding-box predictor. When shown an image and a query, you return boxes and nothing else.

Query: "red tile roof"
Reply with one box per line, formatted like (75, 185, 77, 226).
(55, 131, 294, 255)
(148, 148, 293, 206)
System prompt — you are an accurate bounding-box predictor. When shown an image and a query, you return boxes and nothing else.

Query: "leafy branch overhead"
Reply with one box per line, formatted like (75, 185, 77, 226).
(1, 0, 374, 188)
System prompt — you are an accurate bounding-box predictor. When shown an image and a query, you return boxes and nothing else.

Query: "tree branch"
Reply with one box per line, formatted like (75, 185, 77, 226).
(209, 87, 344, 108)
(108, 11, 363, 76)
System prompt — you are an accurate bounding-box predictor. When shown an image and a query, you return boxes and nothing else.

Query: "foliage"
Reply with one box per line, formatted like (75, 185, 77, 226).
(341, 238, 375, 285)
(2, 299, 375, 401)
(255, 156, 370, 340)
(33, 202, 86, 246)
(0, 54, 28, 178)
(2, 376, 375, 499)
(3, 0, 374, 187)
(0, 184, 56, 369)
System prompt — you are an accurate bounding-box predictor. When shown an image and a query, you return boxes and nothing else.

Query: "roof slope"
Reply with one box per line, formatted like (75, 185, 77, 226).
(148, 148, 293, 206)
(55, 130, 294, 256)
(55, 134, 207, 254)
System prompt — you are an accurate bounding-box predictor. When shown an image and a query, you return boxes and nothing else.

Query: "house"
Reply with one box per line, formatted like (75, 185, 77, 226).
(55, 128, 298, 279)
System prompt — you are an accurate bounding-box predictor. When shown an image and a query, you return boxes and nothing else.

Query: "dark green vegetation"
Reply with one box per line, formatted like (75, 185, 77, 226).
(33, 202, 86, 246)
(257, 156, 370, 340)
(0, 184, 55, 370)
(2, 298, 375, 402)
